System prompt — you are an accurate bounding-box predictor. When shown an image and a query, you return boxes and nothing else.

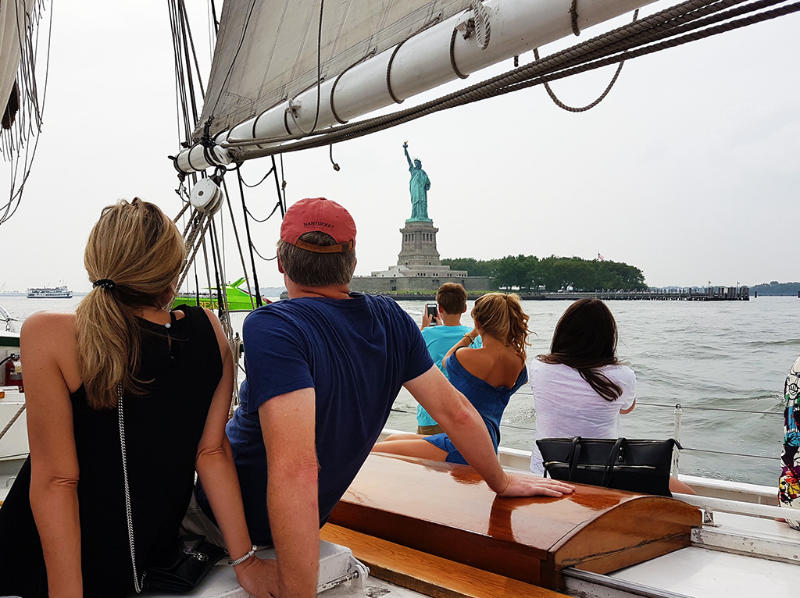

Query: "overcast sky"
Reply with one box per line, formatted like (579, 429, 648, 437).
(0, 1, 797, 293)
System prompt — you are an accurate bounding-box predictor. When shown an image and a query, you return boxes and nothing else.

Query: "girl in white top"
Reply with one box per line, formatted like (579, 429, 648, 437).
(529, 299, 636, 475)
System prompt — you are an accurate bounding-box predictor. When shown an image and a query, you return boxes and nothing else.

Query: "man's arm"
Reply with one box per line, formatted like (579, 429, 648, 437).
(259, 387, 319, 598)
(195, 309, 276, 598)
(405, 366, 573, 497)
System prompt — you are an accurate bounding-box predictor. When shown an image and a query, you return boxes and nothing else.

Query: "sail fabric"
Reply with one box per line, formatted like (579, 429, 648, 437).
(0, 0, 34, 133)
(195, 0, 472, 140)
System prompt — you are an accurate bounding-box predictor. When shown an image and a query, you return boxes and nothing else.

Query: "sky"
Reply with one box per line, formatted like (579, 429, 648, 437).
(0, 1, 798, 293)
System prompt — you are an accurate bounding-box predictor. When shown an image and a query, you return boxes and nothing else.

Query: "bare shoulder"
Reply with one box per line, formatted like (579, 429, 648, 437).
(21, 311, 76, 342)
(455, 347, 492, 377)
(201, 307, 222, 329)
(201, 307, 231, 356)
(20, 312, 79, 389)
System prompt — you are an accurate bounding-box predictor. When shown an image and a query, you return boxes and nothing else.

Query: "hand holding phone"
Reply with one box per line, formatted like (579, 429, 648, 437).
(426, 303, 439, 325)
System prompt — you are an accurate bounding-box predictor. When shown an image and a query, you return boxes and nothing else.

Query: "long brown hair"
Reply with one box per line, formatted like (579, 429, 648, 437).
(75, 198, 186, 409)
(540, 298, 622, 401)
(471, 293, 530, 361)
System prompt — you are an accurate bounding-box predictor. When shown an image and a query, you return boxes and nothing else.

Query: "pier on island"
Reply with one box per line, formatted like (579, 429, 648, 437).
(383, 287, 750, 301)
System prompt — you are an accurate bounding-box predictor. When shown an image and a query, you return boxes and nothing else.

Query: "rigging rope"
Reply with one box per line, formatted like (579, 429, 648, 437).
(0, 404, 26, 442)
(245, 199, 282, 224)
(219, 176, 256, 310)
(286, 0, 325, 136)
(179, 0, 205, 99)
(235, 169, 264, 307)
(329, 144, 340, 171)
(178, 1, 200, 123)
(239, 165, 275, 188)
(278, 155, 288, 217)
(249, 242, 278, 262)
(533, 9, 639, 113)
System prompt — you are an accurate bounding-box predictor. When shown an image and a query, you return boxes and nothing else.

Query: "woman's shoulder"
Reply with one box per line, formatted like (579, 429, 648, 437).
(21, 311, 76, 340)
(198, 307, 227, 351)
(456, 346, 524, 387)
(174, 305, 216, 330)
(599, 363, 636, 383)
(449, 346, 490, 377)
(528, 357, 571, 377)
(450, 346, 479, 367)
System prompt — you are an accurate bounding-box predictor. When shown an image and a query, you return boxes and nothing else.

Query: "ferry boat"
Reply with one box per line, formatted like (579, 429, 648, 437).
(26, 286, 73, 299)
(172, 277, 268, 312)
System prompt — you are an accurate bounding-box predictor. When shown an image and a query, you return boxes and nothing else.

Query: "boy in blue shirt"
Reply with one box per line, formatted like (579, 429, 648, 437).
(418, 283, 481, 434)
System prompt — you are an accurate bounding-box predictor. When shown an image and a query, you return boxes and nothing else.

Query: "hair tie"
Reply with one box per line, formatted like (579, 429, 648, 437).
(93, 278, 116, 290)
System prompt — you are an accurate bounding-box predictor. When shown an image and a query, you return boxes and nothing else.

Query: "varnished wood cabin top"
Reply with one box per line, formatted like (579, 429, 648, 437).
(330, 453, 701, 588)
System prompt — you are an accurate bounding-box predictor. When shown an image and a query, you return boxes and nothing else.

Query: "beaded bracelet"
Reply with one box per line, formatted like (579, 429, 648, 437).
(229, 545, 257, 567)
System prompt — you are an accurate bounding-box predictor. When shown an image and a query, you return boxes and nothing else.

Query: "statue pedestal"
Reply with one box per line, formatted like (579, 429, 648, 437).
(398, 220, 441, 269)
(351, 217, 491, 294)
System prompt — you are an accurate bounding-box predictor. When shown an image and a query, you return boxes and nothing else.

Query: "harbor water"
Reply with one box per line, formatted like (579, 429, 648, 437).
(2, 295, 796, 487)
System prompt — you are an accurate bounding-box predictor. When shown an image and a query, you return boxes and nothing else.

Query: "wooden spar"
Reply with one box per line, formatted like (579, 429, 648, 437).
(328, 453, 701, 590)
(175, 0, 656, 173)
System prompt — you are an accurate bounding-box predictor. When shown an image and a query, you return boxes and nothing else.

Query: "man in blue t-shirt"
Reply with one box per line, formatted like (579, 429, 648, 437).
(204, 197, 572, 597)
(417, 282, 482, 434)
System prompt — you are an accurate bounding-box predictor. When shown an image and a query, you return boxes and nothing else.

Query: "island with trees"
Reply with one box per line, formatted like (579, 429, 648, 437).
(441, 255, 647, 292)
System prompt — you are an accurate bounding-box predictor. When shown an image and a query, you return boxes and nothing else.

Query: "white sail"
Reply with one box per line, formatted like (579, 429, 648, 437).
(197, 0, 473, 142)
(0, 0, 35, 134)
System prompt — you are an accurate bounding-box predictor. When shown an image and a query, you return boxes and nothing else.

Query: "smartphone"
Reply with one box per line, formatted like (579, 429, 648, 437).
(426, 303, 439, 324)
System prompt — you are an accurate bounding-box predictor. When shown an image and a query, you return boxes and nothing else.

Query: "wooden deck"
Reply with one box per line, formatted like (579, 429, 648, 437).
(321, 524, 568, 598)
(329, 453, 701, 590)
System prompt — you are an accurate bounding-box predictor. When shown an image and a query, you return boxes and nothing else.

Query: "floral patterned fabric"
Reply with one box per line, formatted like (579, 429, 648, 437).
(779, 356, 800, 528)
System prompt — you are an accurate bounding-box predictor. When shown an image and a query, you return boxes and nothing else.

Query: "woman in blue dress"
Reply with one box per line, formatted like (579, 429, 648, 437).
(373, 293, 529, 463)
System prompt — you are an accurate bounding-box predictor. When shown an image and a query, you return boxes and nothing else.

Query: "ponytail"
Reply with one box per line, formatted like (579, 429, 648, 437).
(76, 286, 142, 409)
(76, 198, 185, 409)
(471, 293, 530, 361)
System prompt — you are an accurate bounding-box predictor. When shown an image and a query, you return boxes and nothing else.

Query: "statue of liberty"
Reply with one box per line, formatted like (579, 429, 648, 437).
(403, 142, 431, 222)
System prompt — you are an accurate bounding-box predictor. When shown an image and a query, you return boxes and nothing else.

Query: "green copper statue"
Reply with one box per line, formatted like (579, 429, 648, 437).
(403, 141, 432, 222)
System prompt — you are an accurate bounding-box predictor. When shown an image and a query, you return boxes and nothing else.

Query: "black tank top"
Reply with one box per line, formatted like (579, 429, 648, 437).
(0, 306, 222, 598)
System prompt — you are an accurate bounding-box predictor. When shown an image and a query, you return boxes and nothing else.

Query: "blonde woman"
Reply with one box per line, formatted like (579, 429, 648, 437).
(0, 199, 273, 598)
(373, 293, 530, 464)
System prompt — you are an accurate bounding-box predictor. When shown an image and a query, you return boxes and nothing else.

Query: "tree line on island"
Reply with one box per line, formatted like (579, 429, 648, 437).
(441, 255, 647, 292)
(750, 281, 800, 296)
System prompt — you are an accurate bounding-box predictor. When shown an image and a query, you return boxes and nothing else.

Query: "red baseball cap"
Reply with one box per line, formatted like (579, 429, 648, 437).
(280, 197, 356, 254)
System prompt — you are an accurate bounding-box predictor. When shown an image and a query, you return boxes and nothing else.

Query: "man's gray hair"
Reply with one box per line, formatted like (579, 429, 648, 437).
(277, 231, 356, 286)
